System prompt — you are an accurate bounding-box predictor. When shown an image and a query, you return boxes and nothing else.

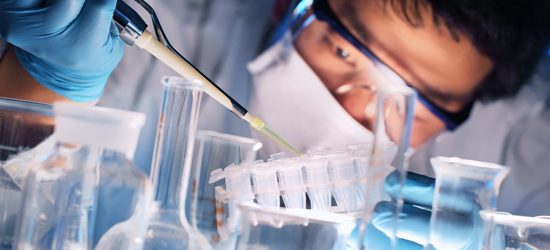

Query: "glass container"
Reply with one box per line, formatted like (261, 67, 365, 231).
(16, 102, 148, 250)
(236, 202, 356, 250)
(424, 157, 510, 250)
(360, 84, 416, 250)
(0, 98, 54, 249)
(143, 76, 205, 250)
(481, 211, 550, 250)
(190, 130, 261, 249)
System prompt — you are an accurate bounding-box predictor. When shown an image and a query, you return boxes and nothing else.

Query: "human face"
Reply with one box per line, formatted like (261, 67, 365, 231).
(293, 0, 494, 147)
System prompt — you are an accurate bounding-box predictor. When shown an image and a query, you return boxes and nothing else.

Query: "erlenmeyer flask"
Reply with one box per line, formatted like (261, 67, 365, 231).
(424, 157, 510, 250)
(144, 76, 206, 250)
(94, 152, 154, 249)
(359, 84, 416, 250)
(0, 98, 54, 249)
(16, 102, 148, 250)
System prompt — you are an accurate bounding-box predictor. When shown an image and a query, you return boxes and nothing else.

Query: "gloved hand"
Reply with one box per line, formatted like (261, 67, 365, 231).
(0, 0, 125, 102)
(348, 171, 481, 250)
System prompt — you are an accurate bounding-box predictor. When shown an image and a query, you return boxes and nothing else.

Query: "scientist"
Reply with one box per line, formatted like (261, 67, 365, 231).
(1, 0, 550, 249)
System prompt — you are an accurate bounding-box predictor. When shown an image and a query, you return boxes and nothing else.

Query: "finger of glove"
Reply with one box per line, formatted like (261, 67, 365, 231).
(0, 0, 44, 10)
(42, 0, 85, 32)
(0, 0, 84, 47)
(75, 0, 118, 43)
(385, 171, 478, 215)
(353, 223, 424, 250)
(371, 201, 431, 246)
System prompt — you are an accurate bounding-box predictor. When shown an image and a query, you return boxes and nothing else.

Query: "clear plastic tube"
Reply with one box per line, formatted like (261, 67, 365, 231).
(144, 76, 206, 250)
(250, 118, 302, 157)
(424, 157, 510, 250)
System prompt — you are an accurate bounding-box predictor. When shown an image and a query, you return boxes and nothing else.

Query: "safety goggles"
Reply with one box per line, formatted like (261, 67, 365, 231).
(304, 0, 474, 131)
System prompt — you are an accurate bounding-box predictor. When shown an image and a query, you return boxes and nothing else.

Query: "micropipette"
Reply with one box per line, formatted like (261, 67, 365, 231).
(113, 0, 302, 156)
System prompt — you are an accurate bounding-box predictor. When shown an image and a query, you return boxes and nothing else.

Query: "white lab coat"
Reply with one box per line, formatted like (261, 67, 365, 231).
(97, 0, 276, 173)
(408, 56, 550, 216)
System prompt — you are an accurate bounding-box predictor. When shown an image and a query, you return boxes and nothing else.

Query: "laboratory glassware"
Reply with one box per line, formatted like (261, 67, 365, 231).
(93, 130, 153, 247)
(480, 211, 550, 250)
(0, 98, 54, 249)
(236, 202, 356, 250)
(424, 157, 510, 250)
(190, 130, 261, 249)
(112, 0, 300, 156)
(16, 102, 147, 250)
(359, 83, 416, 250)
(144, 76, 206, 250)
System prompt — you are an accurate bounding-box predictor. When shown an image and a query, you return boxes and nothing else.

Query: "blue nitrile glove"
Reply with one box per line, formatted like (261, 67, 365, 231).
(347, 171, 481, 250)
(0, 0, 125, 102)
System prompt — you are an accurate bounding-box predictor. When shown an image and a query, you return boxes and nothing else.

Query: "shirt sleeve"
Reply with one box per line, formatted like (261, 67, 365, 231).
(0, 37, 9, 59)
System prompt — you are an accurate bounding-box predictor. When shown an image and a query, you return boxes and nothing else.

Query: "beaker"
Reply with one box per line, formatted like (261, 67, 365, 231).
(16, 102, 149, 250)
(144, 76, 206, 250)
(424, 157, 510, 250)
(237, 202, 356, 250)
(190, 130, 261, 249)
(359, 84, 416, 250)
(0, 98, 54, 249)
(480, 211, 550, 250)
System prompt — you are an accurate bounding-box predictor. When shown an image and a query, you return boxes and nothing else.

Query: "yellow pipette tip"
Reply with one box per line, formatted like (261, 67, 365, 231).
(250, 118, 302, 156)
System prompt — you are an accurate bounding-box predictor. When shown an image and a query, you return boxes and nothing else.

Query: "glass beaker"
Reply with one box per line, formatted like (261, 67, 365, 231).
(16, 102, 149, 250)
(143, 76, 205, 250)
(237, 202, 356, 250)
(359, 84, 416, 250)
(480, 211, 550, 250)
(0, 98, 54, 249)
(190, 130, 262, 249)
(424, 157, 510, 250)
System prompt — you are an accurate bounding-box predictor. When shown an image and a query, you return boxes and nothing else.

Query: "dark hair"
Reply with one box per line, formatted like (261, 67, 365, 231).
(384, 0, 550, 101)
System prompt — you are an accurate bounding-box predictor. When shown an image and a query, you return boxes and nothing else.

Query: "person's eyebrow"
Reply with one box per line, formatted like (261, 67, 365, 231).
(336, 1, 372, 44)
(415, 81, 472, 104)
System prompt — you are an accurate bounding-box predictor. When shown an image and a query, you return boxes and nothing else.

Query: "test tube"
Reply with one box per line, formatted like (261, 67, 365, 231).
(251, 162, 280, 209)
(303, 155, 332, 212)
(480, 211, 550, 250)
(359, 84, 416, 250)
(276, 158, 307, 210)
(424, 157, 510, 250)
(328, 152, 358, 213)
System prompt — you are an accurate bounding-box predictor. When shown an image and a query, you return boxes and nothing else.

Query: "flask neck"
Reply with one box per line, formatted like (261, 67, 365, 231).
(150, 82, 202, 211)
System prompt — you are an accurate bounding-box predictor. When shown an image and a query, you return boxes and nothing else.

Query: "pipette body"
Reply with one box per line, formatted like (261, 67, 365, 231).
(113, 0, 302, 156)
